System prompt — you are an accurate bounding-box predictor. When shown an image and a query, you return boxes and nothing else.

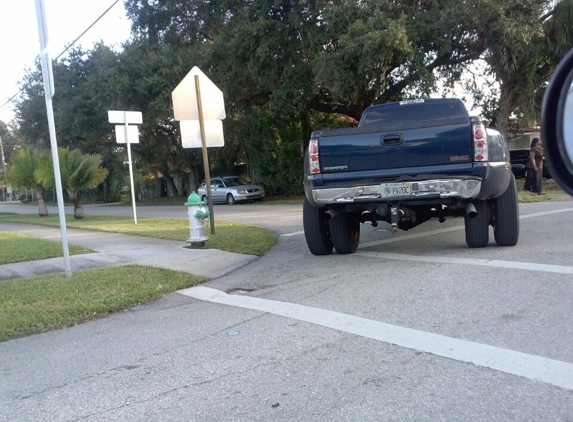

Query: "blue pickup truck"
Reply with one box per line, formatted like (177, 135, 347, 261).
(303, 98, 519, 255)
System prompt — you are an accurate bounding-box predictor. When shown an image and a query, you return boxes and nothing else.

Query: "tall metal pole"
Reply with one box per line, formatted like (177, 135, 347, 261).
(35, 0, 71, 277)
(0, 137, 5, 202)
(0, 137, 7, 178)
(123, 112, 138, 224)
(194, 75, 215, 234)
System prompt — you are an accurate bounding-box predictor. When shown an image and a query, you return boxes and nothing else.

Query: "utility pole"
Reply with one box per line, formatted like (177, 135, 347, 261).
(0, 137, 6, 201)
(0, 136, 6, 177)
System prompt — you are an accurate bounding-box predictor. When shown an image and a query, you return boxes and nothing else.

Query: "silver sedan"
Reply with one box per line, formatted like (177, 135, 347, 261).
(197, 176, 265, 205)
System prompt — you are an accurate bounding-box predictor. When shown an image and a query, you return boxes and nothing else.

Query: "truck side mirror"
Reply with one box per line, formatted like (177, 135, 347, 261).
(542, 47, 573, 196)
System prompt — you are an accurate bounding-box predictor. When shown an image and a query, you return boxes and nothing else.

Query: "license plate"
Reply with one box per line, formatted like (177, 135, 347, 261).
(381, 183, 411, 197)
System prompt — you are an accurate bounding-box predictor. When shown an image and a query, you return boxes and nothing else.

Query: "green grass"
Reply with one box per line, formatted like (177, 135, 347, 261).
(0, 212, 277, 341)
(0, 214, 277, 256)
(0, 231, 92, 265)
(117, 195, 305, 206)
(0, 265, 206, 341)
(516, 178, 566, 203)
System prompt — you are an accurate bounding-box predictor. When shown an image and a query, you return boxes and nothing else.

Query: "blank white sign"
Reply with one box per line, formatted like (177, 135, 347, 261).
(108, 110, 143, 124)
(115, 125, 140, 144)
(180, 120, 224, 148)
(172, 67, 226, 121)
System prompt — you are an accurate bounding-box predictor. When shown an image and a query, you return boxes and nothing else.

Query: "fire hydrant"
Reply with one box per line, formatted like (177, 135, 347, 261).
(185, 192, 210, 246)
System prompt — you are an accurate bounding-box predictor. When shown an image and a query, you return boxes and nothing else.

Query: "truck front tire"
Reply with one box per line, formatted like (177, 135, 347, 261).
(492, 174, 519, 246)
(303, 198, 333, 255)
(465, 200, 489, 248)
(329, 211, 360, 254)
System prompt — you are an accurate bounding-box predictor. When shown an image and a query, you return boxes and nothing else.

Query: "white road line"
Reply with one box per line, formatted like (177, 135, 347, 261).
(281, 231, 304, 237)
(281, 207, 573, 240)
(354, 252, 573, 275)
(520, 207, 573, 219)
(359, 206, 573, 248)
(179, 286, 573, 391)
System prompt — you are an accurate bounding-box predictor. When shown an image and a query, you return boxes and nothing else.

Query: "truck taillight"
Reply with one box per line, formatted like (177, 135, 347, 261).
(309, 139, 320, 174)
(473, 122, 488, 161)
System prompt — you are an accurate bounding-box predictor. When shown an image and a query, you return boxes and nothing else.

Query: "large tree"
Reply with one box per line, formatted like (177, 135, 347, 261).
(13, 0, 573, 196)
(123, 0, 496, 192)
(477, 0, 573, 134)
(16, 44, 129, 202)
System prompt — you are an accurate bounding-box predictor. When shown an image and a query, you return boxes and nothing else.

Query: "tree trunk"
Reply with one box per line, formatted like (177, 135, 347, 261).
(36, 187, 49, 217)
(164, 173, 178, 197)
(68, 189, 85, 219)
(103, 179, 109, 203)
(188, 171, 197, 195)
(496, 78, 516, 136)
(154, 172, 163, 198)
(173, 173, 184, 196)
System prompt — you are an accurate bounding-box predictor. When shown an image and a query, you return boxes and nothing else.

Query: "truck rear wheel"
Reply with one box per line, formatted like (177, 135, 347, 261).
(492, 174, 520, 246)
(465, 200, 489, 248)
(329, 211, 360, 254)
(303, 198, 333, 255)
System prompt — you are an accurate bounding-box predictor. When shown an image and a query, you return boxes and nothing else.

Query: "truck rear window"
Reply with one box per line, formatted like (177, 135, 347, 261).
(360, 99, 469, 127)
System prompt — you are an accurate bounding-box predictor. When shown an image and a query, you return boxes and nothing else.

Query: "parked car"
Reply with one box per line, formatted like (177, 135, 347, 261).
(509, 149, 551, 179)
(197, 176, 265, 205)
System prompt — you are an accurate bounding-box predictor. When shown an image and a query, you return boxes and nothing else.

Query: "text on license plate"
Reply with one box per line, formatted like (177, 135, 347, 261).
(381, 183, 411, 197)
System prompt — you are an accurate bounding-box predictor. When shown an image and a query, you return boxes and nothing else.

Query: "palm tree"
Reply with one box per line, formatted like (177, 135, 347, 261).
(36, 148, 108, 219)
(7, 147, 50, 216)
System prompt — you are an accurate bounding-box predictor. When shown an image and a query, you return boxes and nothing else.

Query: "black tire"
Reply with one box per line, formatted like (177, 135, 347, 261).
(226, 193, 236, 205)
(329, 211, 360, 254)
(201, 195, 208, 205)
(303, 198, 333, 255)
(492, 174, 520, 246)
(465, 199, 489, 248)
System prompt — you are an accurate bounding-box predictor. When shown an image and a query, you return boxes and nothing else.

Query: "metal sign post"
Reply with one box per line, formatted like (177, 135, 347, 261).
(172, 67, 226, 235)
(123, 113, 137, 224)
(194, 75, 215, 233)
(35, 0, 71, 277)
(108, 110, 142, 225)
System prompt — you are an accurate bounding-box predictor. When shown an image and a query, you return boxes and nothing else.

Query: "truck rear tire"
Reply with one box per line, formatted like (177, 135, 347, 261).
(329, 211, 360, 254)
(303, 198, 333, 255)
(465, 200, 489, 248)
(492, 174, 519, 246)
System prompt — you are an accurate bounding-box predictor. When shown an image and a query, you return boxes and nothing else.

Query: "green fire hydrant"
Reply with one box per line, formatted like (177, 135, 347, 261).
(185, 192, 210, 245)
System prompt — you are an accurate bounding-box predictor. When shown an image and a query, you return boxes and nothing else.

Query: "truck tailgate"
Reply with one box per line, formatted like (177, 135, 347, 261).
(317, 118, 473, 173)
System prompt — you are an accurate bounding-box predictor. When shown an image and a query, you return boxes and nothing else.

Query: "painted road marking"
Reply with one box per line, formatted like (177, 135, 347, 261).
(354, 251, 573, 275)
(281, 207, 573, 239)
(359, 207, 573, 248)
(281, 231, 304, 237)
(179, 286, 573, 391)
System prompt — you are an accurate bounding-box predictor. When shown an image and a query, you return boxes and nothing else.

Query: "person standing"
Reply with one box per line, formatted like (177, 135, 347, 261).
(525, 138, 545, 194)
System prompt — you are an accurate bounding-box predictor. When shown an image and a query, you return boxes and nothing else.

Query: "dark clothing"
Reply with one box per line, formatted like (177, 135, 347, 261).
(525, 145, 544, 194)
(528, 146, 544, 171)
(524, 168, 537, 192)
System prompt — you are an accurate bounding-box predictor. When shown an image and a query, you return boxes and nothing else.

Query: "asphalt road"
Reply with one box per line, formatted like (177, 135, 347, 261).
(2, 197, 573, 421)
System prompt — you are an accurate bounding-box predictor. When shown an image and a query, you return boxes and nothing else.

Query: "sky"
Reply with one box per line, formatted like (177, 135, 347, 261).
(0, 0, 132, 124)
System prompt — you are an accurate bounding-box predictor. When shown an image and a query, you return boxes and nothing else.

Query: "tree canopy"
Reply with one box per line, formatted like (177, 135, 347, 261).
(12, 0, 573, 198)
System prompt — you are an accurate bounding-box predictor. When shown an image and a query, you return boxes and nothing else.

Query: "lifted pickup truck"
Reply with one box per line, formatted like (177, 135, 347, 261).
(303, 98, 519, 255)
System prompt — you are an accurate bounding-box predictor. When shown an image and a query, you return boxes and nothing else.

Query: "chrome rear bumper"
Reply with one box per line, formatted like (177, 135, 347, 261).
(311, 179, 482, 205)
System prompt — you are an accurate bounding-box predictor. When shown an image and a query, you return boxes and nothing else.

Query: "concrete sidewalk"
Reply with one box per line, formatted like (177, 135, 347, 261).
(0, 222, 258, 280)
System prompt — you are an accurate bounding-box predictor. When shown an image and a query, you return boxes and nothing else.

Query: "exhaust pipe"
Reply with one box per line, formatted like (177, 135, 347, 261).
(465, 203, 477, 218)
